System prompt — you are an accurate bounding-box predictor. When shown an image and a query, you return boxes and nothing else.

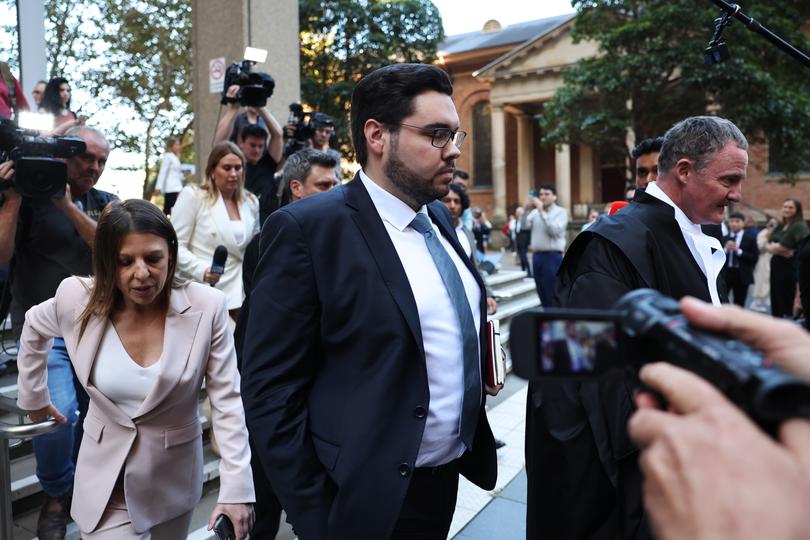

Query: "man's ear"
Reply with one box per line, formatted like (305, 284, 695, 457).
(364, 119, 386, 161)
(674, 158, 693, 185)
(290, 179, 304, 199)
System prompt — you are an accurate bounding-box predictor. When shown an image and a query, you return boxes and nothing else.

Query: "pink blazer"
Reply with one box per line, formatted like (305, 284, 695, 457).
(16, 277, 255, 533)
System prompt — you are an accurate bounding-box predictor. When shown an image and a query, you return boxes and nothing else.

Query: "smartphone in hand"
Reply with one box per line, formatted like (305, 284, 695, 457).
(213, 514, 235, 540)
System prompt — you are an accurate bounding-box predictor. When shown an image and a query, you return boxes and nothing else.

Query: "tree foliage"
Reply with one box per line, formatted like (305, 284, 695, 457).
(299, 0, 444, 162)
(91, 0, 193, 197)
(538, 0, 810, 179)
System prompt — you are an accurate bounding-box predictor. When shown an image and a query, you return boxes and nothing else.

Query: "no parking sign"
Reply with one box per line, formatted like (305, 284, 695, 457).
(209, 57, 226, 94)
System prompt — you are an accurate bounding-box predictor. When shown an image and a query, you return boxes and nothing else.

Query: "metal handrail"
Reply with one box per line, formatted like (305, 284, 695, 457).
(0, 394, 63, 540)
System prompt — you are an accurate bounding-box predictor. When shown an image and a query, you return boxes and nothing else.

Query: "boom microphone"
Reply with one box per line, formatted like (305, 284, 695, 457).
(210, 245, 228, 287)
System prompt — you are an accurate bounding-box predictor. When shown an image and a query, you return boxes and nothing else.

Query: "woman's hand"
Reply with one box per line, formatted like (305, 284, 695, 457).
(203, 268, 221, 285)
(208, 503, 255, 540)
(27, 404, 67, 424)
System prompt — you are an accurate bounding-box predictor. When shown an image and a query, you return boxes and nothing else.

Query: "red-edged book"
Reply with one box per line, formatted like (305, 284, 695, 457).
(486, 319, 506, 386)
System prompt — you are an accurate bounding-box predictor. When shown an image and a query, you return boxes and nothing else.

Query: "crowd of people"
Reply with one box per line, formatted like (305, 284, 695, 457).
(2, 58, 810, 540)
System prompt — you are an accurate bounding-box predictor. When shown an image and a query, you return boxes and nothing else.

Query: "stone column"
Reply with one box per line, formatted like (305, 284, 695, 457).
(490, 104, 507, 220)
(555, 143, 572, 212)
(16, 0, 47, 100)
(516, 113, 534, 203)
(192, 0, 299, 176)
(578, 143, 595, 204)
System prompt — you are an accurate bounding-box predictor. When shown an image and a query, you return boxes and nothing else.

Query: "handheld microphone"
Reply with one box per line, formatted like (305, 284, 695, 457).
(210, 245, 228, 287)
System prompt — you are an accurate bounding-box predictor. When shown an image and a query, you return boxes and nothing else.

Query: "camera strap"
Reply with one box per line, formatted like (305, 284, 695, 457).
(0, 62, 18, 118)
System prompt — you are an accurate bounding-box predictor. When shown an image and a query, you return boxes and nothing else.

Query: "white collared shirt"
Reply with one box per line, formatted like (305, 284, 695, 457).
(455, 223, 474, 258)
(359, 170, 481, 467)
(645, 181, 725, 306)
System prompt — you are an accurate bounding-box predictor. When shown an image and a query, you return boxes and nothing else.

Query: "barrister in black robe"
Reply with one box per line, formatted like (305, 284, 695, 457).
(525, 189, 729, 540)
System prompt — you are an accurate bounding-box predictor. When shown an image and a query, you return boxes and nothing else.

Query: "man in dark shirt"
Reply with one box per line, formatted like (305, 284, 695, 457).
(0, 126, 115, 540)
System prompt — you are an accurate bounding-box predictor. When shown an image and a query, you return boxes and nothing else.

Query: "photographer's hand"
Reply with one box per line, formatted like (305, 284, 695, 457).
(628, 298, 810, 540)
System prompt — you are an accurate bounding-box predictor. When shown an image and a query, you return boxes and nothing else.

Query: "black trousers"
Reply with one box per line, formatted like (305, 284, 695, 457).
(390, 460, 459, 540)
(771, 255, 796, 318)
(162, 191, 179, 215)
(248, 437, 283, 538)
(725, 267, 749, 307)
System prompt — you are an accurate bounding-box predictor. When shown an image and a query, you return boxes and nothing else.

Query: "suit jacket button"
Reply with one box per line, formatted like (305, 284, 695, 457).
(399, 463, 411, 477)
(413, 406, 427, 419)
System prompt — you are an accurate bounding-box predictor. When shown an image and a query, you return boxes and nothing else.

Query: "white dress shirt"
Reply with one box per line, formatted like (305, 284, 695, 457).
(456, 223, 474, 258)
(725, 230, 744, 267)
(359, 170, 481, 466)
(645, 181, 725, 306)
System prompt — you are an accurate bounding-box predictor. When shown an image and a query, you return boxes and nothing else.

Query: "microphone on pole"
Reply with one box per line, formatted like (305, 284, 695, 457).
(210, 245, 228, 287)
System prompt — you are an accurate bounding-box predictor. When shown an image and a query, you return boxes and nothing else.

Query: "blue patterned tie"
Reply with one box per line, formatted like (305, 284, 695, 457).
(410, 212, 480, 449)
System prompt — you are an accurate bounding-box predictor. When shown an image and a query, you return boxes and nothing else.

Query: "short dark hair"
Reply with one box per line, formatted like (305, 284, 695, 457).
(540, 183, 557, 195)
(452, 169, 469, 180)
(241, 123, 269, 142)
(350, 63, 453, 167)
(728, 211, 746, 221)
(631, 137, 664, 159)
(447, 182, 470, 212)
(280, 148, 338, 205)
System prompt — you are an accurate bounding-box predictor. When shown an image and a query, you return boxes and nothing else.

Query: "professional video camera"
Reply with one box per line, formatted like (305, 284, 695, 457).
(283, 104, 334, 158)
(510, 288, 810, 432)
(0, 119, 86, 198)
(220, 47, 275, 108)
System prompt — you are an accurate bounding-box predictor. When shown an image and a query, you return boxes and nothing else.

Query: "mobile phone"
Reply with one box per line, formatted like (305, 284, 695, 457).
(213, 514, 235, 540)
(529, 189, 538, 198)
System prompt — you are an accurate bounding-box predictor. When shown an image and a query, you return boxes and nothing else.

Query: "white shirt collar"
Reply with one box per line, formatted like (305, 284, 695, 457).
(359, 169, 427, 231)
(644, 181, 725, 306)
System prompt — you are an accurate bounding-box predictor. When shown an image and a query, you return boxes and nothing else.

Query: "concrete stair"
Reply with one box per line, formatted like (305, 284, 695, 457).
(1, 261, 539, 539)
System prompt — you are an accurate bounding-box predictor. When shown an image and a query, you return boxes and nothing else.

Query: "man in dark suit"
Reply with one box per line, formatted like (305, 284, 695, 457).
(526, 116, 749, 540)
(241, 63, 499, 540)
(722, 211, 759, 307)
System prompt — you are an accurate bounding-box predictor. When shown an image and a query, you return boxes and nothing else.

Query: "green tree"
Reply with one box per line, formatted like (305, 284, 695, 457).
(539, 0, 810, 180)
(299, 0, 444, 163)
(92, 0, 193, 197)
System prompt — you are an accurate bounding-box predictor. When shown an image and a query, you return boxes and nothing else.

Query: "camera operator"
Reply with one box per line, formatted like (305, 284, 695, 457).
(0, 126, 116, 539)
(284, 111, 342, 179)
(629, 297, 810, 540)
(215, 84, 283, 214)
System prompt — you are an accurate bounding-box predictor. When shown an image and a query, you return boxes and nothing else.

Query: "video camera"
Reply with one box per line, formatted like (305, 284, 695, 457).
(510, 288, 810, 432)
(0, 119, 86, 198)
(220, 47, 275, 108)
(283, 103, 334, 158)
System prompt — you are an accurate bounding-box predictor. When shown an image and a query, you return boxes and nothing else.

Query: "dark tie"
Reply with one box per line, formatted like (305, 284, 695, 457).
(410, 212, 481, 449)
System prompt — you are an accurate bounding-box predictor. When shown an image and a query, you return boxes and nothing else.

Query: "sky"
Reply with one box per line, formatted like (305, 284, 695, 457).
(433, 0, 575, 36)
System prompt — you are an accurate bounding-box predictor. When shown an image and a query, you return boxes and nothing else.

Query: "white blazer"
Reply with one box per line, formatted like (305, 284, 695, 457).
(172, 185, 259, 310)
(154, 152, 184, 194)
(17, 277, 255, 533)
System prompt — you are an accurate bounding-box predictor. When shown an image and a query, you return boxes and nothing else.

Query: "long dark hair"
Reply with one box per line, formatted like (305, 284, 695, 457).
(40, 77, 71, 116)
(77, 199, 178, 339)
(783, 197, 804, 226)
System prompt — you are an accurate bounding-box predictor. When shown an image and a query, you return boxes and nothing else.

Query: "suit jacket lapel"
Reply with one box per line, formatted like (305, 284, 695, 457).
(210, 194, 240, 254)
(344, 176, 425, 359)
(134, 285, 202, 419)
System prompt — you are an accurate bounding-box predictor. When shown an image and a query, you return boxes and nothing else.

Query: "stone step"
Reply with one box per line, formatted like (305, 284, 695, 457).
(489, 279, 537, 302)
(484, 269, 529, 288)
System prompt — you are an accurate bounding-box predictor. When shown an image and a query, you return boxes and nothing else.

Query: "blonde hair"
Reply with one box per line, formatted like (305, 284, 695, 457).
(202, 141, 249, 205)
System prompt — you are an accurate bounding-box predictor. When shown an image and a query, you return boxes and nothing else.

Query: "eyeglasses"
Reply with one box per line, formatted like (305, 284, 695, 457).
(394, 123, 467, 149)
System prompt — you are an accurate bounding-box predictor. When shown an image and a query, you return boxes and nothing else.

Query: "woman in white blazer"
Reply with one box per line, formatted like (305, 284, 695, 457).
(172, 141, 259, 319)
(16, 200, 255, 539)
(153, 136, 184, 215)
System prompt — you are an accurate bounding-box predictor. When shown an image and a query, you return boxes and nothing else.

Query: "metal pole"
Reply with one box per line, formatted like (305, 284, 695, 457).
(706, 0, 810, 69)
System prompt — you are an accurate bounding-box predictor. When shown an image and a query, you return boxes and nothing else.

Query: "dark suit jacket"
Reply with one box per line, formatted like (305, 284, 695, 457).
(722, 231, 758, 284)
(241, 174, 496, 540)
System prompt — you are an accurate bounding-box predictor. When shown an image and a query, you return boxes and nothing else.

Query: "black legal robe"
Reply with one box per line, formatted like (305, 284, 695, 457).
(525, 191, 727, 540)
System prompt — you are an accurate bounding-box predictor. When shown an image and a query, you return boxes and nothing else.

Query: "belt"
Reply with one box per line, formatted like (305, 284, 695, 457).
(537, 250, 562, 254)
(414, 459, 459, 476)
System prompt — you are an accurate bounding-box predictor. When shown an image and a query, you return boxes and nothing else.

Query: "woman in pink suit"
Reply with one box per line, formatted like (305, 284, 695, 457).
(16, 199, 255, 539)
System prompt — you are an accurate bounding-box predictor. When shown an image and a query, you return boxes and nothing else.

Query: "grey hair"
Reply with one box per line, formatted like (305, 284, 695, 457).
(657, 116, 748, 175)
(64, 125, 109, 147)
(281, 148, 337, 187)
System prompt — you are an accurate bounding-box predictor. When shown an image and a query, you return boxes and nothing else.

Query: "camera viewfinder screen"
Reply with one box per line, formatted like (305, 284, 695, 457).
(539, 320, 618, 374)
